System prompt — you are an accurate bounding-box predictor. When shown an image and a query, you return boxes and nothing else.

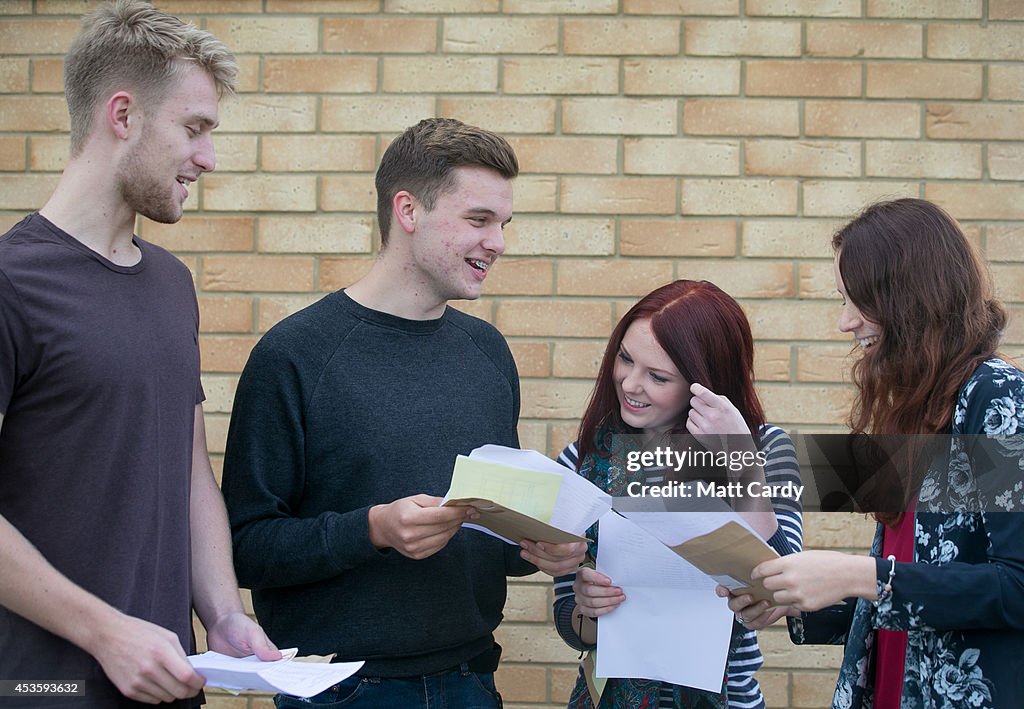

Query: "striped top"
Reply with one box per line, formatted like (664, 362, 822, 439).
(552, 425, 803, 709)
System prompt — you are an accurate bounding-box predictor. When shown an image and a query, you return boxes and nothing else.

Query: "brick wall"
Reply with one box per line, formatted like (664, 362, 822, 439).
(2, 1, 1022, 707)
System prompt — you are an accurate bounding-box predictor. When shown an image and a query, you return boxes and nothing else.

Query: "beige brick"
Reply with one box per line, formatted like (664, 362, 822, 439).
(991, 0, 1024, 19)
(745, 140, 860, 178)
(28, 135, 67, 171)
(0, 18, 78, 53)
(748, 0, 859, 14)
(200, 374, 240, 415)
(258, 215, 373, 254)
(232, 56, 261, 94)
(265, 0, 377, 8)
(754, 342, 791, 382)
(439, 97, 557, 134)
(625, 138, 739, 176)
(382, 56, 497, 93)
(684, 99, 799, 137)
(445, 17, 557, 54)
(320, 174, 376, 213)
(323, 17, 437, 53)
(509, 137, 617, 175)
(677, 260, 795, 298)
(0, 96, 67, 132)
(867, 62, 981, 99)
(204, 175, 317, 212)
(220, 96, 316, 133)
(495, 664, 548, 703)
(521, 380, 596, 420)
(0, 1, 29, 14)
(556, 258, 674, 297)
(745, 301, 847, 341)
(867, 0, 981, 18)
(319, 258, 376, 293)
(803, 511, 875, 549)
(760, 383, 852, 426)
(514, 176, 558, 212)
(503, 57, 619, 95)
(992, 264, 1024, 301)
(742, 220, 838, 258)
(210, 135, 258, 173)
(200, 335, 259, 374)
(504, 218, 615, 256)
(621, 219, 737, 257)
(497, 301, 613, 338)
(517, 422, 549, 454)
(989, 65, 1024, 101)
(553, 340, 606, 379)
(987, 225, 1024, 262)
(504, 584, 550, 622)
(1006, 306, 1024, 348)
(865, 140, 980, 179)
(263, 57, 377, 94)
(0, 135, 25, 170)
(561, 177, 676, 215)
(29, 57, 62, 93)
(205, 18, 318, 53)
(486, 258, 554, 295)
(681, 179, 798, 216)
(804, 180, 918, 218)
(504, 0, 617, 13)
(0, 58, 29, 94)
(928, 103, 1024, 140)
(142, 216, 254, 253)
(0, 174, 57, 210)
(685, 20, 801, 57)
(509, 341, 551, 377)
(929, 24, 1024, 61)
(201, 255, 315, 293)
(806, 100, 920, 138)
(806, 21, 922, 58)
(564, 18, 680, 55)
(199, 693, 249, 709)
(548, 423, 581, 458)
(387, 0, 499, 11)
(747, 61, 862, 97)
(798, 261, 838, 299)
(562, 98, 677, 135)
(926, 183, 1024, 220)
(797, 344, 855, 383)
(792, 670, 842, 707)
(624, 58, 740, 96)
(198, 297, 253, 335)
(257, 294, 323, 332)
(625, 0, 738, 13)
(261, 135, 376, 172)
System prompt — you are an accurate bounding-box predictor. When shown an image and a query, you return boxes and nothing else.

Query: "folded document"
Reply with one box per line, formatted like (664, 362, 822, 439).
(188, 648, 363, 698)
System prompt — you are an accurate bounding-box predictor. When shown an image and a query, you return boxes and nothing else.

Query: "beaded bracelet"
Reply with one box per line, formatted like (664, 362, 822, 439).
(874, 554, 896, 606)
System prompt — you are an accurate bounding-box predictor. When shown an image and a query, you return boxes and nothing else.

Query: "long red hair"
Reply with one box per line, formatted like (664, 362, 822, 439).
(576, 280, 766, 466)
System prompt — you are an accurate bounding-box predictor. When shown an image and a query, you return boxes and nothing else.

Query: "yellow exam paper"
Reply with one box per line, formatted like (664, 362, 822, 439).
(448, 455, 563, 523)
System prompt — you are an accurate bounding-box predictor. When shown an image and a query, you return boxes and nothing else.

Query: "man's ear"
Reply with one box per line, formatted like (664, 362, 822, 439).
(105, 91, 135, 141)
(392, 190, 418, 235)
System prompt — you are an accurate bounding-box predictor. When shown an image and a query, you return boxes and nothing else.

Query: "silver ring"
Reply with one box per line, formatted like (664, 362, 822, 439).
(737, 613, 747, 624)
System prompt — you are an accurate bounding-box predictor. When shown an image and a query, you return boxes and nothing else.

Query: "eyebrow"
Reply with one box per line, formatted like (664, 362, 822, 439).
(466, 208, 513, 226)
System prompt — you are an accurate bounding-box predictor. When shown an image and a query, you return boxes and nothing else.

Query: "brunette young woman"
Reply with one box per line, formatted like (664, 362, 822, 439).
(552, 280, 803, 709)
(726, 198, 1024, 708)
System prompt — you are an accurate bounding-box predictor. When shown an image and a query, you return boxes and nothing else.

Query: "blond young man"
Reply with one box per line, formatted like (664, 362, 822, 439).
(0, 2, 278, 706)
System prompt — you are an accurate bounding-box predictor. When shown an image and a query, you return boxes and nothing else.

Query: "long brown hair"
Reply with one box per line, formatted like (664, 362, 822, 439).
(834, 199, 1007, 519)
(576, 280, 765, 466)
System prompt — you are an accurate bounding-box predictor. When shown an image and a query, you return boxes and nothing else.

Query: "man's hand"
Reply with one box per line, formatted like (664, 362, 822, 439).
(205, 611, 281, 661)
(88, 612, 205, 705)
(368, 494, 472, 559)
(519, 540, 587, 576)
(573, 566, 625, 618)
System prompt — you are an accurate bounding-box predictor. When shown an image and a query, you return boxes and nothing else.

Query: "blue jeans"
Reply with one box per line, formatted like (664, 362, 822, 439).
(273, 664, 502, 709)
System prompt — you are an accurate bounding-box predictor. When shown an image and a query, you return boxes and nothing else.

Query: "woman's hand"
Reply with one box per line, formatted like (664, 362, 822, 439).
(686, 382, 753, 443)
(752, 550, 877, 612)
(573, 566, 625, 619)
(715, 585, 795, 630)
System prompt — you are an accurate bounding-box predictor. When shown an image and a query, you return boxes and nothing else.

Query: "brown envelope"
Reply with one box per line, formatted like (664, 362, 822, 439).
(668, 520, 779, 604)
(445, 497, 587, 544)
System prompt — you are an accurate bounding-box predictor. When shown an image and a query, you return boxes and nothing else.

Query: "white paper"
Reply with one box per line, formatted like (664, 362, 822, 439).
(447, 444, 612, 544)
(188, 649, 364, 698)
(595, 511, 733, 693)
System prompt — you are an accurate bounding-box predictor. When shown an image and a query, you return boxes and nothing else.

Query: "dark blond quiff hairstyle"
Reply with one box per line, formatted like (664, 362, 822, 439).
(375, 118, 519, 247)
(64, 0, 237, 156)
(834, 198, 1007, 438)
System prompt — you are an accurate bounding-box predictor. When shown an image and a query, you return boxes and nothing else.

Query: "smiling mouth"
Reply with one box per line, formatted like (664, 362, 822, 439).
(624, 396, 649, 409)
(466, 258, 489, 273)
(858, 336, 879, 349)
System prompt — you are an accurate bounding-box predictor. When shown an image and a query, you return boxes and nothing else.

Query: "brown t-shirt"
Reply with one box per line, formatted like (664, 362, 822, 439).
(0, 213, 203, 708)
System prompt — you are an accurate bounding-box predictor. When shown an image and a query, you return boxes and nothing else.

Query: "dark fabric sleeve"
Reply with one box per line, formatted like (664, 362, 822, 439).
(0, 267, 30, 415)
(221, 338, 388, 590)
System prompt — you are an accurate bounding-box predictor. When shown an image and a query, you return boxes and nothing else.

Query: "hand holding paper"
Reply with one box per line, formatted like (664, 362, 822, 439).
(189, 648, 364, 698)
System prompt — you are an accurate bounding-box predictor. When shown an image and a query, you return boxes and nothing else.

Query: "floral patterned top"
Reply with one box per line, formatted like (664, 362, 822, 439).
(788, 358, 1024, 708)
